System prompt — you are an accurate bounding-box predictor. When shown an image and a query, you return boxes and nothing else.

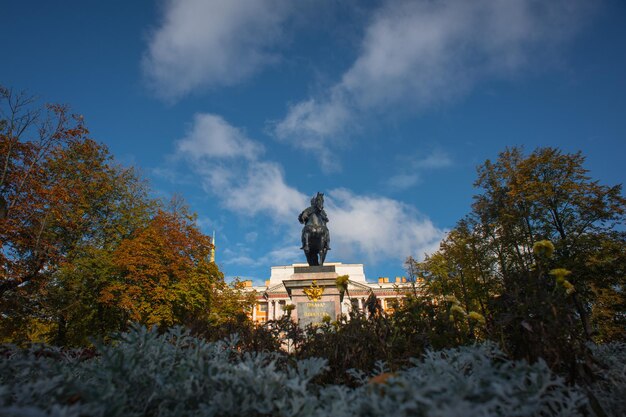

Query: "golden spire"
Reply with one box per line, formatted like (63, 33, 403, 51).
(210, 230, 216, 263)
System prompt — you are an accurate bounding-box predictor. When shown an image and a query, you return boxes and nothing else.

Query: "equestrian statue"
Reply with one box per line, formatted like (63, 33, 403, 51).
(298, 192, 330, 266)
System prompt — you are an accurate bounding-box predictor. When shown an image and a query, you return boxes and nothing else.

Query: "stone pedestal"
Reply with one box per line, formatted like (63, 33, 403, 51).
(282, 265, 342, 326)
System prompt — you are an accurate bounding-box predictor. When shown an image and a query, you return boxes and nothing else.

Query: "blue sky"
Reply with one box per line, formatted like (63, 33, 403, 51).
(2, 0, 625, 284)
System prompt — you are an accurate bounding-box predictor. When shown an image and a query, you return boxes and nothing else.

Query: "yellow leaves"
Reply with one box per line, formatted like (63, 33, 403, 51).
(549, 268, 571, 283)
(549, 268, 575, 295)
(336, 274, 350, 288)
(468, 311, 486, 324)
(443, 293, 486, 326)
(533, 240, 555, 259)
(561, 280, 575, 295)
(444, 294, 463, 315)
(336, 274, 350, 302)
(444, 295, 460, 304)
(98, 289, 115, 304)
(450, 304, 466, 317)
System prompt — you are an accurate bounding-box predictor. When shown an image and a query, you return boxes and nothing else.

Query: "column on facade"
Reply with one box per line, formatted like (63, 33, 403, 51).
(358, 298, 363, 311)
(252, 302, 257, 322)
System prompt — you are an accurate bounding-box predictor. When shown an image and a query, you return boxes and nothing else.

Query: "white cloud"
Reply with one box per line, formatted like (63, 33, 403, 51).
(177, 113, 263, 160)
(273, 94, 353, 171)
(384, 149, 453, 191)
(413, 150, 453, 170)
(245, 232, 258, 243)
(274, 0, 594, 164)
(143, 0, 292, 101)
(327, 188, 445, 262)
(172, 113, 445, 268)
(260, 245, 302, 267)
(223, 255, 256, 267)
(216, 161, 308, 220)
(385, 174, 421, 191)
(173, 113, 306, 222)
(223, 244, 301, 270)
(275, 96, 351, 142)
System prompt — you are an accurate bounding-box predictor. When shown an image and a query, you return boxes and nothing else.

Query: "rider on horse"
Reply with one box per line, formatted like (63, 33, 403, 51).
(298, 193, 331, 256)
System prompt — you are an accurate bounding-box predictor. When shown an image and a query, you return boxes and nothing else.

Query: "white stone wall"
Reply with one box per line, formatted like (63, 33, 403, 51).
(334, 263, 367, 283)
(268, 262, 367, 286)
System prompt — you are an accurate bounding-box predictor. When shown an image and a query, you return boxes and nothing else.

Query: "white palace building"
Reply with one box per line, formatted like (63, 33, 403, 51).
(241, 262, 413, 326)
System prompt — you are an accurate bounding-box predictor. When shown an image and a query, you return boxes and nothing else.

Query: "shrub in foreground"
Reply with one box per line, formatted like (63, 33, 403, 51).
(2, 325, 617, 417)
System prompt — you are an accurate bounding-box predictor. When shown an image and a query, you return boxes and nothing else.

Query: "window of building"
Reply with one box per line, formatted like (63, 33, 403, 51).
(258, 303, 268, 312)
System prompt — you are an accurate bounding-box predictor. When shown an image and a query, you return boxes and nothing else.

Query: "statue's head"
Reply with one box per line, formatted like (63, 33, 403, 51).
(313, 192, 324, 210)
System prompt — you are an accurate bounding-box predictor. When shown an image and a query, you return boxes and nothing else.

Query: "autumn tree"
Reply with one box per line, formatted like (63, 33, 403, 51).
(1, 87, 247, 346)
(100, 204, 254, 330)
(0, 87, 158, 344)
(471, 147, 625, 340)
(40, 140, 156, 345)
(0, 87, 88, 297)
(409, 147, 625, 376)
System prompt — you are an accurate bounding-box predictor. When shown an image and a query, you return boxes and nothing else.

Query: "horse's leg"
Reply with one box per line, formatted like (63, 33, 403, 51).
(317, 234, 327, 265)
(314, 238, 323, 266)
(309, 237, 320, 266)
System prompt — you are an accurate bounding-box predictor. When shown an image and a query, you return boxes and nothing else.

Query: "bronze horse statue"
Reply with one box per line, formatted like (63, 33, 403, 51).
(298, 193, 330, 266)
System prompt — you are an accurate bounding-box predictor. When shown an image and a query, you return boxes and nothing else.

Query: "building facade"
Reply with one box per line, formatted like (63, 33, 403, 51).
(242, 262, 414, 325)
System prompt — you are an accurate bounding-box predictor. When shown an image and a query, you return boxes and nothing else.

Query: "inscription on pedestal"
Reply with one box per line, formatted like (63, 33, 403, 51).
(297, 301, 335, 327)
(294, 265, 336, 274)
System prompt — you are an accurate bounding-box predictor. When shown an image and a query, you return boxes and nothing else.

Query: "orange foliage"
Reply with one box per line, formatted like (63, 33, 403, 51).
(100, 208, 214, 327)
(1, 87, 247, 345)
(1, 98, 89, 296)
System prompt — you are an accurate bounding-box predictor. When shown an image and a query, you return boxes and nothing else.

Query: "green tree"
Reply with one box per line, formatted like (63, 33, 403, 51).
(0, 88, 157, 344)
(409, 147, 626, 376)
(1, 87, 246, 346)
(472, 147, 625, 340)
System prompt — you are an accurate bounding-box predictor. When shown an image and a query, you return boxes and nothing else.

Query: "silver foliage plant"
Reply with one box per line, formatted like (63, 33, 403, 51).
(0, 325, 617, 417)
(587, 342, 626, 417)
